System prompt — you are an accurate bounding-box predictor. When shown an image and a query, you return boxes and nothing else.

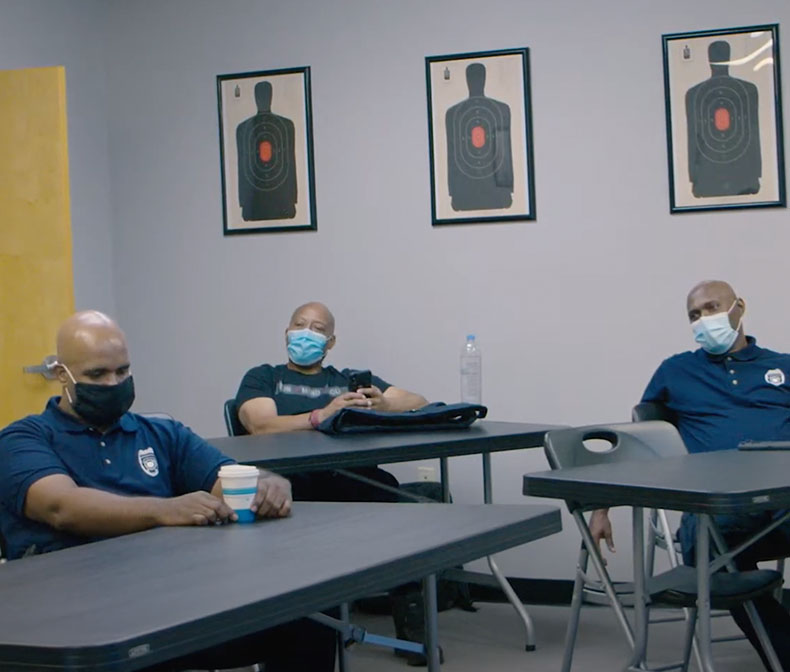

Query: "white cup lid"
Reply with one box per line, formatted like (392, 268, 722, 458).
(218, 464, 259, 477)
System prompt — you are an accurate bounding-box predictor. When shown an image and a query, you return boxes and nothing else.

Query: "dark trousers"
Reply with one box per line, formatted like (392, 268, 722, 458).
(290, 467, 401, 503)
(144, 616, 336, 672)
(680, 510, 790, 671)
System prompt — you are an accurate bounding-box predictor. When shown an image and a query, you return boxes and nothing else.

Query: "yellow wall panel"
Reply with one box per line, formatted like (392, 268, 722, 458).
(0, 66, 74, 426)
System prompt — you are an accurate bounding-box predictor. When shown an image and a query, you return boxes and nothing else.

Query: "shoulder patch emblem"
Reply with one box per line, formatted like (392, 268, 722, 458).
(765, 369, 786, 387)
(137, 447, 159, 477)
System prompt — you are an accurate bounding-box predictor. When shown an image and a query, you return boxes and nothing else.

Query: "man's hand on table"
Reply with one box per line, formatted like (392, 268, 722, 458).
(252, 473, 293, 518)
(358, 385, 391, 411)
(318, 391, 373, 423)
(159, 492, 237, 526)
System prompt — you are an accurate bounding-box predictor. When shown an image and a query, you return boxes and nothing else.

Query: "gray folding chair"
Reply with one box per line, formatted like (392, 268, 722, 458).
(223, 398, 248, 437)
(544, 421, 782, 672)
(633, 401, 786, 666)
(634, 401, 786, 595)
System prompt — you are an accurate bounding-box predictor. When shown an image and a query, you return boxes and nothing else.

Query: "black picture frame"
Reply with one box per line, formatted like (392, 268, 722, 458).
(217, 66, 317, 235)
(425, 48, 536, 226)
(662, 24, 785, 213)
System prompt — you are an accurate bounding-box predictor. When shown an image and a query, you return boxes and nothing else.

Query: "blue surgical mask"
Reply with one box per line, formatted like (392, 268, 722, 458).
(691, 300, 741, 355)
(287, 328, 328, 366)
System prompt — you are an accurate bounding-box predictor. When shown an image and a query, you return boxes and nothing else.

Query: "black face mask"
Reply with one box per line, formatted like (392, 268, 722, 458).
(67, 376, 136, 427)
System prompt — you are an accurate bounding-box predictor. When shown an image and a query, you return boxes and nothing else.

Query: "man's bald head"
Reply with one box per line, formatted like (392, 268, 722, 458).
(686, 280, 742, 323)
(288, 302, 335, 335)
(56, 311, 125, 364)
(55, 311, 131, 387)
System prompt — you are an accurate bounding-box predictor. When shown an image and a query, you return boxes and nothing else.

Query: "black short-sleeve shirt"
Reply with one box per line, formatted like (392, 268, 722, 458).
(236, 364, 391, 416)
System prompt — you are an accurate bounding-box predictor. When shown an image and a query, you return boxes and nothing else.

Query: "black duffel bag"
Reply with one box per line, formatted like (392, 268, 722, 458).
(317, 401, 487, 434)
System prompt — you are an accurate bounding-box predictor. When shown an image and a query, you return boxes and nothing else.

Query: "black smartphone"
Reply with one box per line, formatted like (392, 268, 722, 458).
(348, 369, 372, 392)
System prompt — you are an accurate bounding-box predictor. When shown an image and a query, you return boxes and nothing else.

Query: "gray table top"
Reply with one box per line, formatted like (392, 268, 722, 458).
(0, 502, 560, 671)
(524, 450, 790, 514)
(208, 420, 561, 473)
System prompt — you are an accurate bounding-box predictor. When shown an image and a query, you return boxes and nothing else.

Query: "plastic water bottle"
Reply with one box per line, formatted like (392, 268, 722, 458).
(460, 334, 482, 403)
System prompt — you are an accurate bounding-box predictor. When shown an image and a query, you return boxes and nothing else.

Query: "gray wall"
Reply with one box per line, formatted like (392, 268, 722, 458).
(9, 0, 790, 579)
(1, 0, 116, 314)
(101, 0, 790, 579)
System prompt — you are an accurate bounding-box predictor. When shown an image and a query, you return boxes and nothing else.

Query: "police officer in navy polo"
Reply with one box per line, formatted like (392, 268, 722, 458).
(0, 310, 336, 672)
(590, 280, 790, 671)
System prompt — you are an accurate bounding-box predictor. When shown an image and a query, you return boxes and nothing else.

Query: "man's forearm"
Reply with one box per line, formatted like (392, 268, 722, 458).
(385, 390, 428, 412)
(31, 487, 167, 538)
(246, 413, 313, 434)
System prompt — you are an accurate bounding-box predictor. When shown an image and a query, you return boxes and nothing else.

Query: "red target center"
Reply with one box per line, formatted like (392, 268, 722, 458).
(258, 141, 273, 162)
(471, 126, 486, 148)
(714, 108, 731, 132)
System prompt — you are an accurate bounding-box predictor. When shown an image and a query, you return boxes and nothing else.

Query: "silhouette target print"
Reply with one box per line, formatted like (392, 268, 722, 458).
(445, 63, 514, 211)
(685, 40, 762, 197)
(236, 81, 298, 220)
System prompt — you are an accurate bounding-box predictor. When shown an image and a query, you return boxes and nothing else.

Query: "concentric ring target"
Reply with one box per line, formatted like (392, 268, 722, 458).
(689, 78, 755, 164)
(239, 115, 292, 192)
(451, 101, 508, 179)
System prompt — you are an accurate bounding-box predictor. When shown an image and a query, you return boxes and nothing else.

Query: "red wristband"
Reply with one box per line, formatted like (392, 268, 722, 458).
(309, 409, 321, 429)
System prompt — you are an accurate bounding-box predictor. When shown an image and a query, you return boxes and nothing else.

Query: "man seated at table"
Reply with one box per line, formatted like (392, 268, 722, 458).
(235, 300, 434, 664)
(591, 280, 790, 671)
(0, 311, 335, 672)
(235, 300, 428, 501)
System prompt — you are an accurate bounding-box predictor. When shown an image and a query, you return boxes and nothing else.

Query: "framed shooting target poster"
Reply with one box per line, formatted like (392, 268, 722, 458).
(217, 67, 317, 235)
(663, 25, 785, 213)
(426, 48, 536, 226)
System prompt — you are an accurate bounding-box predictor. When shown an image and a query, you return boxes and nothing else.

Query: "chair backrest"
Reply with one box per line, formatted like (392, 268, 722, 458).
(223, 398, 248, 437)
(543, 421, 688, 472)
(139, 412, 175, 420)
(631, 401, 678, 427)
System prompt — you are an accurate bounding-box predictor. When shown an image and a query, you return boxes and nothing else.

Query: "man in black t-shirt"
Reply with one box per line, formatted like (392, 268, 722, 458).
(235, 301, 427, 500)
(235, 301, 435, 665)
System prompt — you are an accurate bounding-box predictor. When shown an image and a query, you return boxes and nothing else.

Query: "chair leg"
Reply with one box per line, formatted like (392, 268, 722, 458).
(774, 557, 785, 602)
(561, 543, 588, 672)
(646, 508, 658, 578)
(681, 607, 697, 672)
(574, 512, 636, 649)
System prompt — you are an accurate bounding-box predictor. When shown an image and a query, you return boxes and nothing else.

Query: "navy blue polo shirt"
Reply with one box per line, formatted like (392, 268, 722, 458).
(642, 337, 790, 454)
(0, 397, 233, 560)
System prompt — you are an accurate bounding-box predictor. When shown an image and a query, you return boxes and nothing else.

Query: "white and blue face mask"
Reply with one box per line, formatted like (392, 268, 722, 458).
(287, 328, 328, 366)
(691, 300, 742, 355)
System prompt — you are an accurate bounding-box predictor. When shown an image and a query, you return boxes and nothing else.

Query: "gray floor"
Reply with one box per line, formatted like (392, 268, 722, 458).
(345, 602, 763, 671)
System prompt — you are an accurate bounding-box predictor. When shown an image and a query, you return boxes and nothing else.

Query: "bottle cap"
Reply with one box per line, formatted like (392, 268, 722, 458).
(466, 334, 475, 340)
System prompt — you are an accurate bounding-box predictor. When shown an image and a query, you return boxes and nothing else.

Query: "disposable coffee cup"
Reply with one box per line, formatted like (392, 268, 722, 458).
(218, 464, 259, 523)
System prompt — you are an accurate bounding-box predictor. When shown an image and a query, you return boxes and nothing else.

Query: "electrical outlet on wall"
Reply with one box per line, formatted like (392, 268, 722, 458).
(418, 466, 436, 482)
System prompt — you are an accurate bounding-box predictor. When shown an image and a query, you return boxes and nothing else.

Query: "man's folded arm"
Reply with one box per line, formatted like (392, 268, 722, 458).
(238, 397, 312, 434)
(24, 473, 233, 536)
(382, 387, 428, 412)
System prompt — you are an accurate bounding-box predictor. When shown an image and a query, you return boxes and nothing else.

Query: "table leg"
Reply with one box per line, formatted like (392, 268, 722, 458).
(696, 514, 716, 672)
(439, 457, 450, 503)
(423, 574, 441, 672)
(338, 602, 350, 672)
(707, 522, 784, 672)
(482, 451, 537, 651)
(625, 506, 648, 671)
(482, 452, 493, 503)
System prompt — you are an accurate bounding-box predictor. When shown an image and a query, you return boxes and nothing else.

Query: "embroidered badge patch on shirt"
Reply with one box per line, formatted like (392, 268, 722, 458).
(765, 368, 786, 386)
(137, 447, 159, 477)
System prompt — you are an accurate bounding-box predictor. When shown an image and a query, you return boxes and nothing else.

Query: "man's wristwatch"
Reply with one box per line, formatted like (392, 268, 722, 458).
(309, 409, 321, 430)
